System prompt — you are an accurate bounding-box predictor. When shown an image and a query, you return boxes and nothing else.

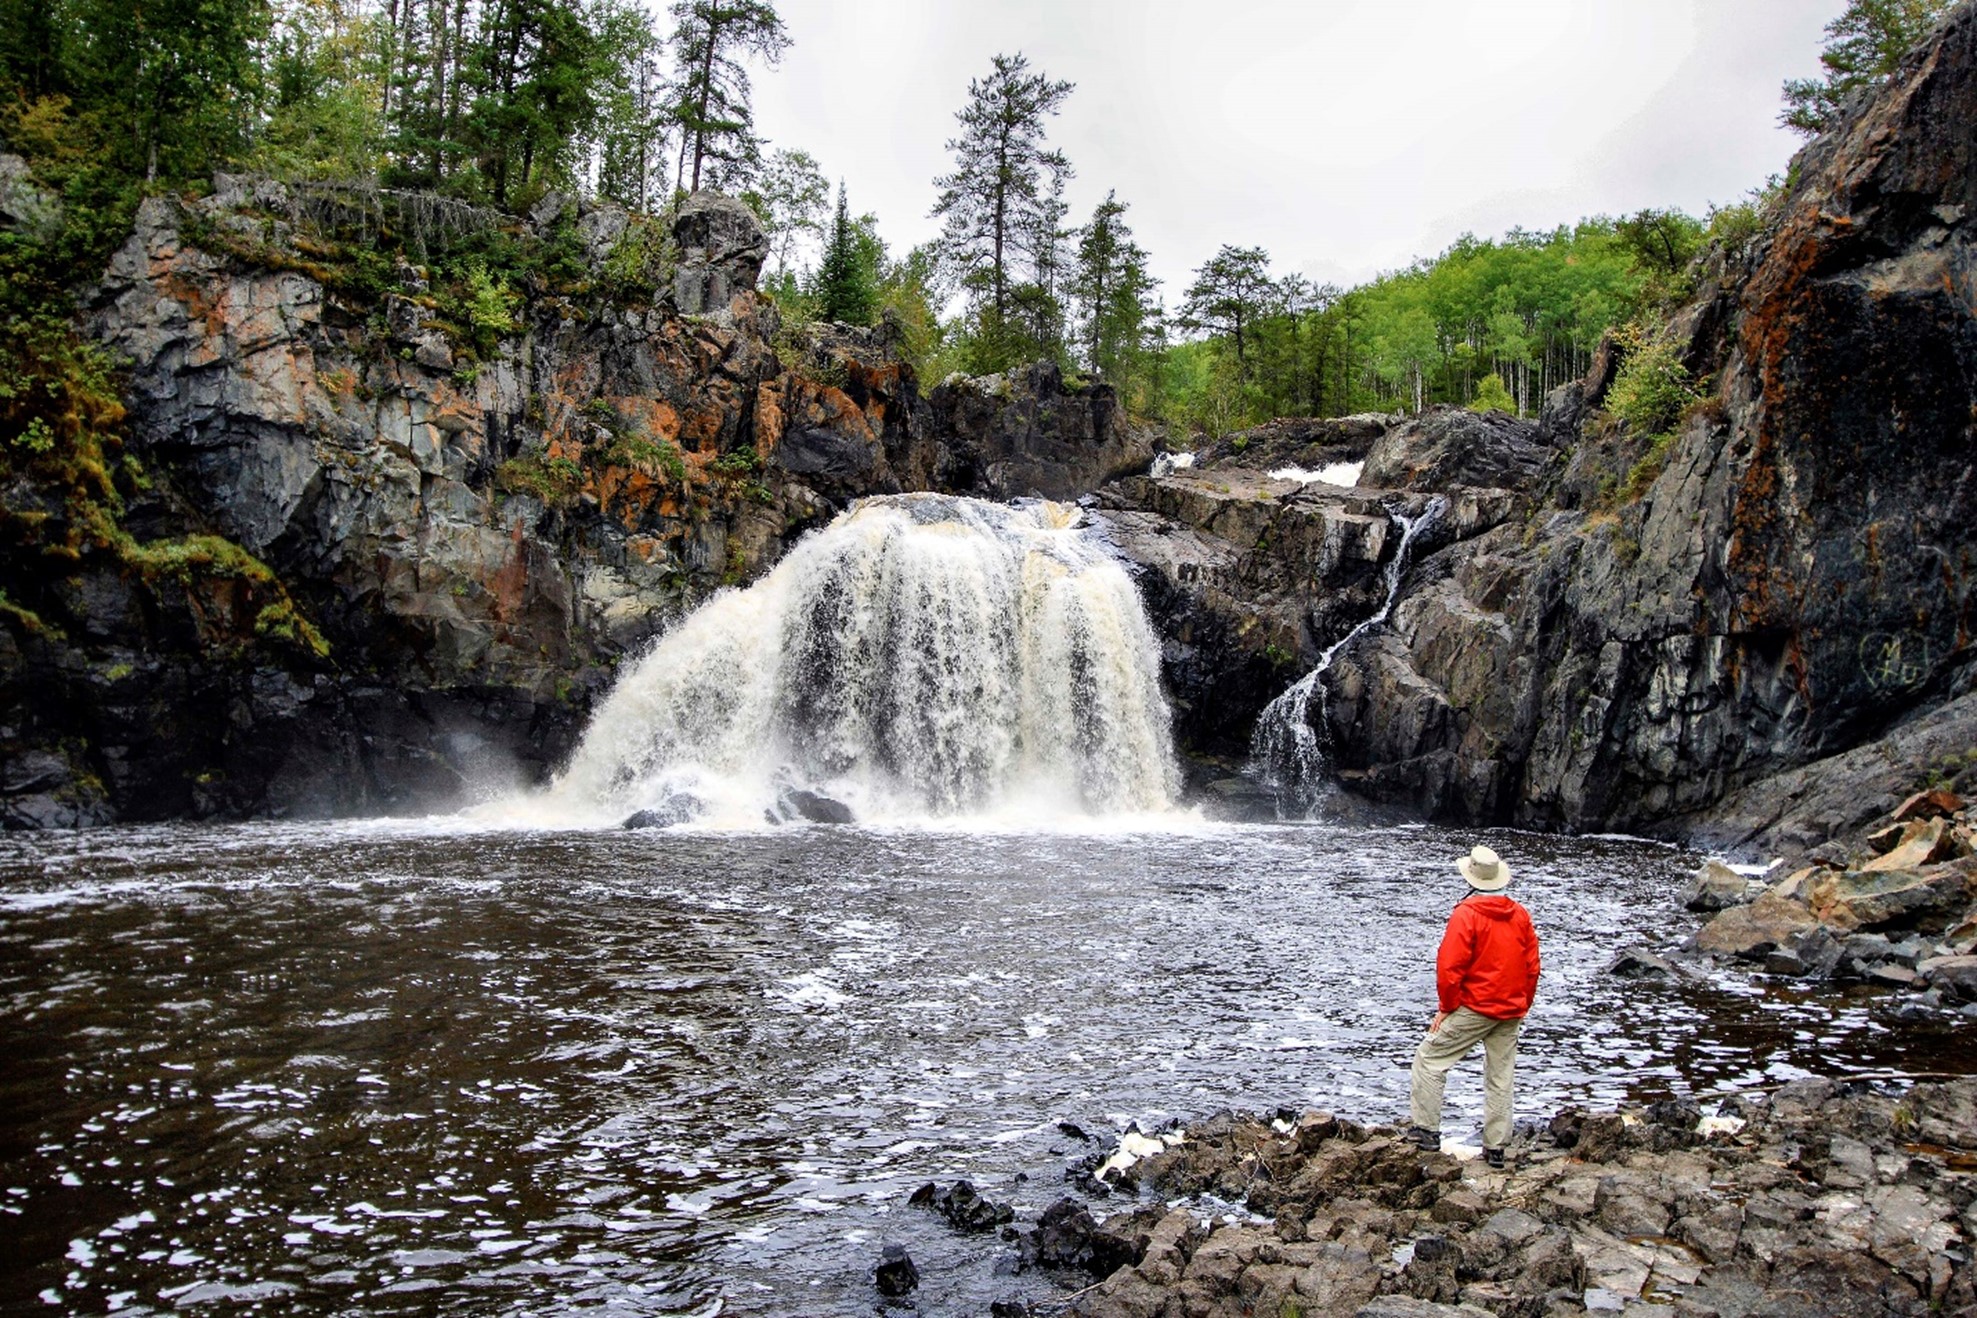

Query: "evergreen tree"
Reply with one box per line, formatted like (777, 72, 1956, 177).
(461, 0, 612, 207)
(1069, 191, 1161, 393)
(594, 1, 670, 209)
(1782, 0, 1949, 136)
(930, 51, 1074, 370)
(812, 183, 876, 326)
(1179, 245, 1276, 374)
(56, 0, 273, 183)
(667, 0, 788, 194)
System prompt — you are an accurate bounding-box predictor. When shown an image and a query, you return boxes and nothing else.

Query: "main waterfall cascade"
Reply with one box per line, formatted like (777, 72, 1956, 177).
(540, 493, 1182, 827)
(1248, 498, 1448, 807)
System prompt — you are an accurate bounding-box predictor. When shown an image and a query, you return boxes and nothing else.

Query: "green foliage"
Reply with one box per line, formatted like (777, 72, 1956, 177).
(812, 184, 878, 326)
(1604, 324, 1700, 441)
(1469, 373, 1516, 414)
(601, 434, 687, 481)
(454, 259, 521, 355)
(932, 51, 1075, 373)
(1180, 245, 1276, 372)
(1071, 190, 1162, 408)
(1156, 218, 1665, 433)
(668, 0, 790, 193)
(710, 446, 761, 476)
(121, 533, 275, 586)
(747, 147, 829, 277)
(495, 454, 583, 503)
(253, 597, 331, 657)
(1782, 0, 1950, 136)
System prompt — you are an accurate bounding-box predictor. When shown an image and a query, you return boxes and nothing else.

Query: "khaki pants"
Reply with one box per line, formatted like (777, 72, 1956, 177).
(1409, 1006, 1522, 1150)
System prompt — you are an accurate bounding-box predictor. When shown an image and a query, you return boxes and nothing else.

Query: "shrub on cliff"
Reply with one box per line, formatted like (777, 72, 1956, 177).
(1604, 326, 1698, 441)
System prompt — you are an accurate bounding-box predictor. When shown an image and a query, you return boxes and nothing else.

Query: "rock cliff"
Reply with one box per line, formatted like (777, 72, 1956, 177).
(0, 176, 1152, 826)
(1100, 7, 1977, 836)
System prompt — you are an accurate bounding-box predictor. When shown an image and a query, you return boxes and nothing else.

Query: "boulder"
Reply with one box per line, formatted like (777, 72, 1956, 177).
(1861, 817, 1959, 872)
(1917, 954, 1977, 1003)
(1359, 407, 1553, 492)
(1684, 860, 1749, 912)
(1695, 890, 1821, 959)
(623, 792, 704, 829)
(873, 1243, 918, 1296)
(1806, 860, 1976, 931)
(1022, 1197, 1141, 1277)
(766, 788, 855, 825)
(670, 190, 767, 315)
(0, 152, 61, 240)
(1892, 787, 1964, 822)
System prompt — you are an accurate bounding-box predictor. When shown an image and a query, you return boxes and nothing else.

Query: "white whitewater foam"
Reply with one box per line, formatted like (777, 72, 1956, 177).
(509, 493, 1181, 828)
(1268, 461, 1363, 487)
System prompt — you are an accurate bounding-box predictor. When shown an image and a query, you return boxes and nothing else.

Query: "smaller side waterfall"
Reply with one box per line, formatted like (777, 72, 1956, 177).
(1247, 497, 1447, 807)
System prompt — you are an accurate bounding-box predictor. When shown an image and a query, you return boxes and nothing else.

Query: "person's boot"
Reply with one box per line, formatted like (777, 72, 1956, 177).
(1482, 1146, 1505, 1169)
(1409, 1126, 1439, 1152)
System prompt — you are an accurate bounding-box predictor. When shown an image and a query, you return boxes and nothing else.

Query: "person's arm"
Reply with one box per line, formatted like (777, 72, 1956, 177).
(1433, 906, 1473, 1027)
(1525, 911, 1542, 997)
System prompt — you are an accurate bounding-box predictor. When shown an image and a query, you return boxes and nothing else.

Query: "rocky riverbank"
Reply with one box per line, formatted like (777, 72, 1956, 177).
(1662, 787, 1977, 1012)
(906, 1080, 1977, 1317)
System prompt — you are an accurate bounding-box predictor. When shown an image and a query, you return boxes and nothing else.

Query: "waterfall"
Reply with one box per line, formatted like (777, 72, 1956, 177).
(537, 493, 1181, 827)
(1247, 498, 1447, 807)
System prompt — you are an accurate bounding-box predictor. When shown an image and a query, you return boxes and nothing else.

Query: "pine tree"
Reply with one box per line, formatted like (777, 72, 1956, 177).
(1180, 246, 1276, 374)
(668, 0, 788, 194)
(1070, 191, 1161, 391)
(930, 51, 1074, 370)
(813, 183, 876, 327)
(1782, 0, 1949, 136)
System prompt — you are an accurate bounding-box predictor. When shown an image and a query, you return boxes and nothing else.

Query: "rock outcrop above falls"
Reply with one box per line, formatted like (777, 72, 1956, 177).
(0, 173, 1151, 826)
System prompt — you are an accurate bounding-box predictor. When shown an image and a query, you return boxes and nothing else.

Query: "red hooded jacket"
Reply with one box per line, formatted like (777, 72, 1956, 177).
(1436, 894, 1541, 1019)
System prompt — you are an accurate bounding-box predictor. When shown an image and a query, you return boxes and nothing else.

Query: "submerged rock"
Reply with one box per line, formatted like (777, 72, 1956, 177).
(765, 788, 855, 825)
(907, 1180, 1014, 1233)
(622, 793, 704, 829)
(1605, 946, 1681, 977)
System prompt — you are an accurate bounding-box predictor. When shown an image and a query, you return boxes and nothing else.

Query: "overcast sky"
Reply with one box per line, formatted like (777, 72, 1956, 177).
(748, 0, 1842, 298)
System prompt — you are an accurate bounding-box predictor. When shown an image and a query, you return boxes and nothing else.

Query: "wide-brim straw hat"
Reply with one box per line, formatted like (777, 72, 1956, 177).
(1458, 844, 1511, 891)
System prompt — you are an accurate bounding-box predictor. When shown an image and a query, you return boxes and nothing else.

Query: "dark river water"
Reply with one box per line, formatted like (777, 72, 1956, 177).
(0, 819, 1965, 1316)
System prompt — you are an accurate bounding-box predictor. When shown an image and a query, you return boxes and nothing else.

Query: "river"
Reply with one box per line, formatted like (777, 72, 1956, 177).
(2, 818, 1963, 1316)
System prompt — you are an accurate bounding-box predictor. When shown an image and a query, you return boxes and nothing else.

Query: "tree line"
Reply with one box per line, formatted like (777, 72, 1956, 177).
(0, 0, 1953, 438)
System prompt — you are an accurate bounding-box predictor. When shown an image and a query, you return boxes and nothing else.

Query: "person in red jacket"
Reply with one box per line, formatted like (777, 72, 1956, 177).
(1408, 844, 1541, 1168)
